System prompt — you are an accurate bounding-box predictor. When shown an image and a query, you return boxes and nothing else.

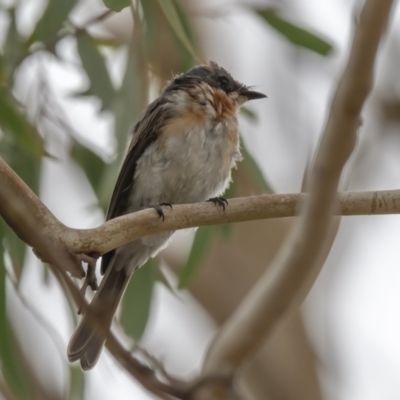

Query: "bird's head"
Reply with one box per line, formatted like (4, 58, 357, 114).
(165, 61, 266, 113)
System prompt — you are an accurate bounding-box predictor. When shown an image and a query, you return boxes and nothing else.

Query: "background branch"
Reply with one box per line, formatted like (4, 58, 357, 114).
(201, 0, 394, 382)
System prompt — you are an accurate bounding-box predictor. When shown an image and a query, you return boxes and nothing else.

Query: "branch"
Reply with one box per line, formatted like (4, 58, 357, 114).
(0, 2, 396, 397)
(2, 157, 400, 258)
(0, 158, 84, 278)
(202, 0, 394, 380)
(67, 189, 400, 254)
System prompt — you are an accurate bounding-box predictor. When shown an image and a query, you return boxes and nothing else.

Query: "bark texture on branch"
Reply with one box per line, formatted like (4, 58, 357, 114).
(1, 156, 400, 257)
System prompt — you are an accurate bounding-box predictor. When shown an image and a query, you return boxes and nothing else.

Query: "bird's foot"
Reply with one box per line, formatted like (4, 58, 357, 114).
(207, 197, 228, 211)
(77, 253, 100, 315)
(151, 203, 173, 221)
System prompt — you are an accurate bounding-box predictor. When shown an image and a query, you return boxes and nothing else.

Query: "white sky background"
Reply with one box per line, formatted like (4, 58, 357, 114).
(3, 0, 400, 399)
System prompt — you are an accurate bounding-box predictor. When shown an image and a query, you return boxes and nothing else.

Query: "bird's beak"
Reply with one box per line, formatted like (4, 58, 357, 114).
(239, 87, 267, 101)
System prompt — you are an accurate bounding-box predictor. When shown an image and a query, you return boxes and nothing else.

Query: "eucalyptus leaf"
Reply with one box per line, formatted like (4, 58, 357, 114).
(0, 90, 43, 159)
(71, 140, 107, 196)
(241, 141, 274, 194)
(103, 0, 131, 12)
(29, 0, 78, 50)
(240, 106, 258, 122)
(0, 223, 30, 399)
(76, 33, 115, 111)
(155, 263, 176, 294)
(114, 45, 142, 148)
(0, 135, 42, 195)
(3, 8, 28, 86)
(257, 10, 333, 56)
(178, 227, 214, 288)
(68, 365, 85, 400)
(95, 44, 144, 210)
(3, 226, 26, 284)
(121, 259, 156, 340)
(157, 0, 199, 61)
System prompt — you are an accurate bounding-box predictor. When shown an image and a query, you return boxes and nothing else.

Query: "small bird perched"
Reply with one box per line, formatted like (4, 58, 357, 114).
(68, 61, 266, 370)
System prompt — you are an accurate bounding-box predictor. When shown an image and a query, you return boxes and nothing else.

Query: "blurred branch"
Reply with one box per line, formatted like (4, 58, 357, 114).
(0, 154, 231, 398)
(76, 9, 114, 27)
(0, 167, 203, 400)
(202, 0, 394, 386)
(50, 265, 186, 400)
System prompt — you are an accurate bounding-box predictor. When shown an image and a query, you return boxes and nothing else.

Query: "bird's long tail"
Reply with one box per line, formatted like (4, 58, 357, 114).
(67, 257, 131, 370)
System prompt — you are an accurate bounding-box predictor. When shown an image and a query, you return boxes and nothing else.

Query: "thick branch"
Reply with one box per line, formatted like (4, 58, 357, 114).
(0, 158, 84, 278)
(202, 0, 394, 378)
(0, 158, 62, 240)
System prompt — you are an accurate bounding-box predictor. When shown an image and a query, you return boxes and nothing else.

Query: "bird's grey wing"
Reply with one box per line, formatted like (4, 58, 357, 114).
(67, 97, 176, 370)
(101, 97, 173, 275)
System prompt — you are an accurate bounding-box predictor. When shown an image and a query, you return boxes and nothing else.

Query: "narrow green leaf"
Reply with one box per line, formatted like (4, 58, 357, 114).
(155, 263, 176, 294)
(92, 36, 121, 48)
(95, 43, 144, 210)
(0, 90, 43, 159)
(3, 226, 26, 284)
(241, 141, 274, 194)
(0, 135, 42, 194)
(3, 8, 29, 86)
(0, 223, 30, 399)
(178, 227, 214, 288)
(171, 0, 200, 69)
(217, 221, 233, 239)
(121, 259, 156, 340)
(257, 10, 333, 56)
(103, 0, 131, 12)
(240, 106, 258, 122)
(76, 33, 115, 111)
(157, 0, 199, 61)
(223, 167, 237, 200)
(70, 140, 107, 196)
(68, 366, 85, 400)
(29, 0, 78, 49)
(114, 45, 142, 148)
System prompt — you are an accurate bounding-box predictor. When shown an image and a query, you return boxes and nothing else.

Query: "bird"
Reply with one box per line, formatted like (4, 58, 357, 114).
(67, 61, 266, 370)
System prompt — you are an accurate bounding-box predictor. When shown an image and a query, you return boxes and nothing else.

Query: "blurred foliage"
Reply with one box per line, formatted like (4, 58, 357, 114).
(257, 9, 333, 55)
(121, 258, 156, 340)
(28, 0, 78, 51)
(76, 33, 116, 111)
(0, 0, 332, 397)
(0, 222, 31, 399)
(103, 0, 131, 13)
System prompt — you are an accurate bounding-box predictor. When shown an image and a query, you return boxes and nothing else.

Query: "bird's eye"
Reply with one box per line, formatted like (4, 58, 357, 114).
(217, 76, 229, 89)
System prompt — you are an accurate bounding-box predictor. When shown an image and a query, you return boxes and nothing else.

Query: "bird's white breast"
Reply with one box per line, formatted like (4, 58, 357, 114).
(130, 109, 241, 209)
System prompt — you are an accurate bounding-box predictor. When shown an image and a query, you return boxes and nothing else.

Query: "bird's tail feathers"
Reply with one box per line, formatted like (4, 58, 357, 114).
(67, 256, 131, 370)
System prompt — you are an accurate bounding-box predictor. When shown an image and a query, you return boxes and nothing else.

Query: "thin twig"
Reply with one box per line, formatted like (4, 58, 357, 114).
(5, 269, 67, 362)
(48, 264, 186, 400)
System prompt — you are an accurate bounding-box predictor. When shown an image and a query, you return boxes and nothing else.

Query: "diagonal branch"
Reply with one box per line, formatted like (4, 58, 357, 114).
(201, 0, 394, 382)
(0, 158, 84, 278)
